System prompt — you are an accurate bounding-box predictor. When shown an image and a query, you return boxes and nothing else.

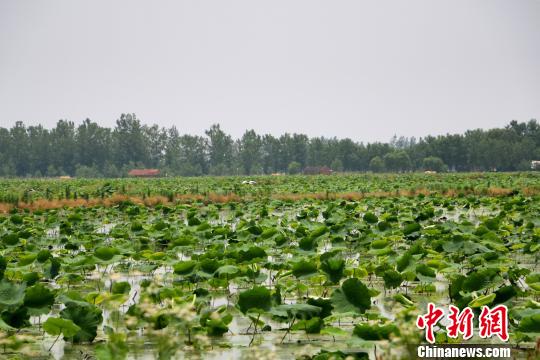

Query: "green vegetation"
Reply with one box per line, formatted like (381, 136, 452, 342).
(1, 116, 540, 177)
(0, 173, 538, 358)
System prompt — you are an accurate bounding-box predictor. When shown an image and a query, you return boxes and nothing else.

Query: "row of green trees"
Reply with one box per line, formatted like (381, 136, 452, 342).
(0, 114, 539, 177)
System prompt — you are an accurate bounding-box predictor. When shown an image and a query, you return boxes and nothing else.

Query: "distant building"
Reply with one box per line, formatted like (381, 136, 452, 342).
(531, 161, 540, 170)
(303, 166, 333, 175)
(128, 169, 160, 177)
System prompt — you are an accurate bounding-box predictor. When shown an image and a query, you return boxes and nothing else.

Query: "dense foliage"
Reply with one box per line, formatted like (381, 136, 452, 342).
(1, 115, 539, 177)
(0, 174, 538, 359)
(0, 172, 539, 207)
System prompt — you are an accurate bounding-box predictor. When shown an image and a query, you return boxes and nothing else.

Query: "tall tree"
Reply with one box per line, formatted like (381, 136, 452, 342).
(112, 113, 147, 167)
(75, 119, 111, 169)
(205, 124, 233, 175)
(238, 130, 262, 175)
(9, 121, 30, 176)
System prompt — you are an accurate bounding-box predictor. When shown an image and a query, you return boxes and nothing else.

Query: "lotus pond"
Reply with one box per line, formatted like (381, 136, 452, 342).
(0, 174, 539, 359)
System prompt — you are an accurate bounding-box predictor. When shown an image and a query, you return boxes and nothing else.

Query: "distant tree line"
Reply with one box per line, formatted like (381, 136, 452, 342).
(0, 114, 539, 177)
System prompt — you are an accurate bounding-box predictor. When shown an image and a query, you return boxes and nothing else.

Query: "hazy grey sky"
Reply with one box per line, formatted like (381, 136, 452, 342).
(1, 0, 539, 142)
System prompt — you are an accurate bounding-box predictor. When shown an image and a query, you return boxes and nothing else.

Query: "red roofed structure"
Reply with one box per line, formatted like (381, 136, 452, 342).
(303, 166, 333, 175)
(128, 169, 160, 177)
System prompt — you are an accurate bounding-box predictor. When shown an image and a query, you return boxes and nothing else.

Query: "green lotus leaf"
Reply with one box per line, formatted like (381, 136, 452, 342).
(468, 293, 496, 308)
(320, 256, 345, 284)
(307, 297, 333, 319)
(518, 313, 540, 332)
(1, 305, 30, 328)
(23, 283, 55, 315)
(0, 280, 26, 308)
(36, 250, 52, 263)
(215, 265, 240, 277)
(238, 246, 267, 262)
(270, 303, 322, 320)
(353, 323, 400, 340)
(60, 302, 103, 343)
(331, 278, 372, 314)
(363, 212, 378, 224)
(43, 317, 81, 338)
(394, 293, 414, 308)
(2, 233, 19, 246)
(94, 247, 120, 261)
(292, 259, 318, 279)
(237, 286, 271, 314)
(382, 270, 403, 289)
(403, 222, 421, 235)
(462, 268, 499, 292)
(111, 281, 131, 295)
(173, 260, 198, 275)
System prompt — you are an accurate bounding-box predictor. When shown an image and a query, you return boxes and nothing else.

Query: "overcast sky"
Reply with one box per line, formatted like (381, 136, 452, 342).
(1, 0, 539, 142)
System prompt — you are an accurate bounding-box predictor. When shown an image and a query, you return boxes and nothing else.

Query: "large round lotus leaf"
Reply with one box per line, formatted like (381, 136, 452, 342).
(247, 225, 262, 235)
(200, 259, 220, 274)
(462, 268, 498, 292)
(94, 247, 120, 261)
(483, 218, 500, 231)
(36, 250, 52, 263)
(526, 273, 540, 291)
(44, 258, 61, 279)
(518, 313, 540, 332)
(1, 305, 30, 328)
(2, 233, 19, 246)
(371, 239, 388, 249)
(363, 212, 378, 224)
(320, 257, 345, 284)
(292, 259, 318, 279)
(382, 270, 403, 289)
(173, 260, 198, 275)
(396, 252, 413, 272)
(215, 265, 240, 277)
(0, 280, 26, 307)
(331, 278, 372, 314)
(299, 237, 317, 251)
(18, 253, 36, 266)
(196, 222, 211, 231)
(261, 228, 278, 239)
(43, 317, 80, 337)
(309, 226, 328, 239)
(24, 283, 55, 315)
(415, 264, 436, 278)
(60, 302, 103, 343)
(204, 317, 230, 337)
(307, 297, 333, 319)
(237, 286, 271, 314)
(377, 221, 391, 231)
(494, 285, 517, 304)
(403, 222, 421, 235)
(153, 220, 168, 231)
(10, 214, 23, 224)
(238, 247, 267, 262)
